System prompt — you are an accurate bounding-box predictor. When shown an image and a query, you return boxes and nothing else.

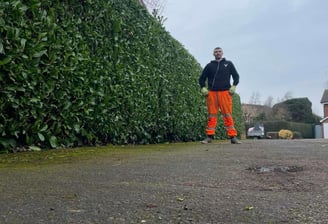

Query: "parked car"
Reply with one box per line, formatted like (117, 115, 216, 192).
(247, 123, 265, 139)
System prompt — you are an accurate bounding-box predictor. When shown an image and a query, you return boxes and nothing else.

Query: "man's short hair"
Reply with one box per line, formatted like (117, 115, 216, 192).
(214, 47, 222, 50)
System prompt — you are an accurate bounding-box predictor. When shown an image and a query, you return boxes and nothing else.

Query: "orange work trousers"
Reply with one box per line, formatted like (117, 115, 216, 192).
(205, 90, 237, 138)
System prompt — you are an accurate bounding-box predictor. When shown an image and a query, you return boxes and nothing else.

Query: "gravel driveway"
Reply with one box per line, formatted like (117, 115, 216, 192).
(1, 139, 328, 224)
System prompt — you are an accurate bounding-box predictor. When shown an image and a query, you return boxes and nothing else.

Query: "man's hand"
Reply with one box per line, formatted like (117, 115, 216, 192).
(229, 85, 236, 95)
(201, 87, 208, 96)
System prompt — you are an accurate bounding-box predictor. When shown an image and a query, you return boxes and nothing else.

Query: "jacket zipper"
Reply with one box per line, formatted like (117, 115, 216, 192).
(211, 61, 220, 89)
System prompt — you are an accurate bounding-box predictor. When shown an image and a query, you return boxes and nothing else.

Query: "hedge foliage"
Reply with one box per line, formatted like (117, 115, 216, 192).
(263, 120, 314, 138)
(272, 98, 319, 123)
(0, 0, 243, 151)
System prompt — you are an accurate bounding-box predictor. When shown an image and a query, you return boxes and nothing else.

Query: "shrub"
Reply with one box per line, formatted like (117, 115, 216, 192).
(292, 131, 303, 139)
(279, 129, 293, 139)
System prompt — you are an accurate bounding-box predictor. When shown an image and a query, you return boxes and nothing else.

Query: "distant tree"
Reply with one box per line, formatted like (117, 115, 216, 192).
(275, 91, 292, 104)
(281, 91, 293, 101)
(241, 104, 272, 125)
(254, 112, 267, 122)
(272, 98, 315, 123)
(249, 91, 261, 105)
(243, 111, 252, 125)
(276, 97, 281, 103)
(264, 96, 274, 107)
(272, 102, 288, 120)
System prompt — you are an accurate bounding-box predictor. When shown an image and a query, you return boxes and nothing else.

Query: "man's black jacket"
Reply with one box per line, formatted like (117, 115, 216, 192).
(199, 58, 239, 91)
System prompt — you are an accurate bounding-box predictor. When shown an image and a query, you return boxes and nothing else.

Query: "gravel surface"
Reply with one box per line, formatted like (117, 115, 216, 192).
(1, 139, 328, 224)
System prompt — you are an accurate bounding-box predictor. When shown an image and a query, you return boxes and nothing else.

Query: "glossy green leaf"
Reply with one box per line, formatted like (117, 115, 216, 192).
(33, 50, 47, 58)
(0, 41, 4, 54)
(0, 56, 12, 66)
(49, 136, 58, 148)
(37, 133, 45, 141)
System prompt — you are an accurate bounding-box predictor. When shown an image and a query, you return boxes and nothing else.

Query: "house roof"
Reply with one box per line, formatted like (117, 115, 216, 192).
(321, 89, 328, 104)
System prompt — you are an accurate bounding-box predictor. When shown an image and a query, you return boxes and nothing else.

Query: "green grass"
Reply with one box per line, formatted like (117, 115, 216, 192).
(0, 142, 196, 169)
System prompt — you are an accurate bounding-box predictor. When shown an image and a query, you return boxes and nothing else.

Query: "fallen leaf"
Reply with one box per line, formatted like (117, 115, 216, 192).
(244, 206, 254, 211)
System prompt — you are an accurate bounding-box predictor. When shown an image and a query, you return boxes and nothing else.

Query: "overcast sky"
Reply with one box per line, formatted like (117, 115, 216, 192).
(162, 0, 328, 117)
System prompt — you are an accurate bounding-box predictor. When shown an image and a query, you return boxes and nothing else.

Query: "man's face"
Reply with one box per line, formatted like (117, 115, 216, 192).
(213, 48, 223, 60)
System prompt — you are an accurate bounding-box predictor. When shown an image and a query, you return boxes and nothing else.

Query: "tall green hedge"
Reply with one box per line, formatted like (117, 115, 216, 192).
(0, 0, 243, 151)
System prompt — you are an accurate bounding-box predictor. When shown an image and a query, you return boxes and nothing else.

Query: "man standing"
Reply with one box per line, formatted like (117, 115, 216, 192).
(199, 47, 241, 144)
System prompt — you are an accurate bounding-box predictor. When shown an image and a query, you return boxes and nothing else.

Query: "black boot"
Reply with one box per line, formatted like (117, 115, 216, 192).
(230, 137, 241, 144)
(201, 135, 213, 144)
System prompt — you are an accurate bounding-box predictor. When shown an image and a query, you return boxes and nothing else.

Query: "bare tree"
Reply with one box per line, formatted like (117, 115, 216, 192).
(276, 97, 282, 103)
(281, 91, 293, 101)
(249, 91, 261, 105)
(264, 96, 274, 107)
